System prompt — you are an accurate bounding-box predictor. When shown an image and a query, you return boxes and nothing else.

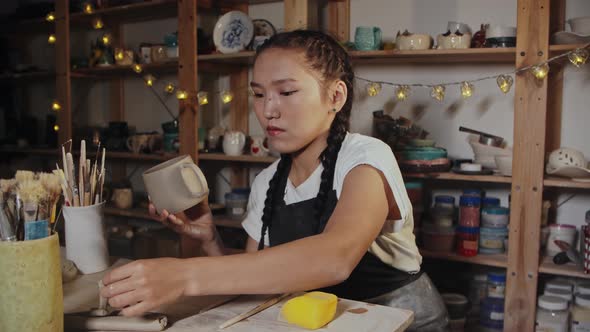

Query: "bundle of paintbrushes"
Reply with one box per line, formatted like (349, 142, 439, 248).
(55, 140, 107, 208)
(0, 170, 63, 241)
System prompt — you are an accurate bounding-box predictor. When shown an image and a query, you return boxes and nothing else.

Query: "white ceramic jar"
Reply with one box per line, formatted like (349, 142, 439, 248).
(571, 294, 590, 332)
(536, 295, 569, 332)
(546, 224, 577, 257)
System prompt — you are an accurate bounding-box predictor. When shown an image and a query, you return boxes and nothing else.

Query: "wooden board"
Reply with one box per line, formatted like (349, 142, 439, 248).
(420, 250, 508, 269)
(56, 0, 72, 146)
(63, 259, 414, 332)
(327, 0, 350, 42)
(284, 0, 319, 30)
(504, 1, 550, 331)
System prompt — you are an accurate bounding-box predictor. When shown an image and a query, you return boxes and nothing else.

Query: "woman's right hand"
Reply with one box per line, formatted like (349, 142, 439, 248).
(148, 198, 217, 244)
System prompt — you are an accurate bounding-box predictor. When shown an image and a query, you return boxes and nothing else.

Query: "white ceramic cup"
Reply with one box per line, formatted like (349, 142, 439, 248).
(143, 155, 209, 214)
(63, 202, 109, 274)
(223, 131, 246, 156)
(447, 21, 472, 35)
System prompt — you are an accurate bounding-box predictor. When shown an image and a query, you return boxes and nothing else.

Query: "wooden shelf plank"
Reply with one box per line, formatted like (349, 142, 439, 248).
(71, 61, 178, 78)
(538, 256, 589, 279)
(70, 0, 178, 25)
(543, 176, 590, 189)
(0, 147, 178, 162)
(104, 206, 244, 229)
(549, 43, 589, 55)
(403, 172, 512, 184)
(198, 52, 256, 65)
(0, 71, 55, 81)
(350, 48, 518, 64)
(420, 249, 508, 268)
(199, 153, 277, 163)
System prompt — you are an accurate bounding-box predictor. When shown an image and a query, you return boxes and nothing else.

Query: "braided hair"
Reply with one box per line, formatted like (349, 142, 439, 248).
(254, 30, 355, 250)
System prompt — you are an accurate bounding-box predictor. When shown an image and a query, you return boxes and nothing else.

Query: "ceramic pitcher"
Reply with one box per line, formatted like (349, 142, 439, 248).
(223, 131, 246, 156)
(354, 26, 382, 51)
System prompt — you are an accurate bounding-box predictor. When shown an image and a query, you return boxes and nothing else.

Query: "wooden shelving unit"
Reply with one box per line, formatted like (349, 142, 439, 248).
(5, 1, 580, 330)
(543, 176, 590, 189)
(103, 206, 244, 229)
(0, 71, 55, 81)
(403, 172, 512, 185)
(420, 250, 508, 269)
(71, 62, 178, 78)
(538, 256, 589, 279)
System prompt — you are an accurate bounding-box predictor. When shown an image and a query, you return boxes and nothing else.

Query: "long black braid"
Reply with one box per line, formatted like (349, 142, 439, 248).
(255, 30, 355, 250)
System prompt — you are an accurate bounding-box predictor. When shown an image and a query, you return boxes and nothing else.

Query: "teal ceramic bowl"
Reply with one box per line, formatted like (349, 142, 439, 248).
(400, 147, 447, 161)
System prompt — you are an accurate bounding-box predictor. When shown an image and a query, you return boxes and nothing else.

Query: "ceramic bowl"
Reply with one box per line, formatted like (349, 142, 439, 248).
(568, 16, 590, 35)
(437, 33, 472, 49)
(487, 25, 517, 38)
(396, 34, 432, 50)
(468, 139, 512, 169)
(495, 155, 513, 176)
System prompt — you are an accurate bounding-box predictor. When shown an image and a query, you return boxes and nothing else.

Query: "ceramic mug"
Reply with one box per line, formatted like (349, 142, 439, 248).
(111, 188, 133, 209)
(126, 134, 150, 154)
(223, 131, 246, 156)
(142, 155, 209, 214)
(250, 135, 269, 157)
(354, 26, 382, 51)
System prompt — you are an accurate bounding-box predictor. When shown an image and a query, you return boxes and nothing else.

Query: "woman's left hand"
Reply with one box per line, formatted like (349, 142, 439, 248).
(101, 258, 190, 316)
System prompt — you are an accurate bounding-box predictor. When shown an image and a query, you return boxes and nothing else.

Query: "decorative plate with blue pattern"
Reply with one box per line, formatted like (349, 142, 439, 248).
(213, 11, 254, 54)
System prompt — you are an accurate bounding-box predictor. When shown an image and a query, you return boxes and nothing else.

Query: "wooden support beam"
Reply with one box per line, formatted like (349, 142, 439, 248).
(230, 67, 250, 188)
(326, 0, 350, 42)
(505, 0, 550, 331)
(284, 0, 319, 31)
(228, 2, 250, 189)
(178, 0, 200, 258)
(178, 0, 199, 162)
(546, 0, 566, 153)
(55, 0, 72, 145)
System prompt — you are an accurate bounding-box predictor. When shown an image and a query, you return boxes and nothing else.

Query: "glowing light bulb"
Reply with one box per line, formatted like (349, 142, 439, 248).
(164, 83, 175, 94)
(568, 48, 589, 68)
(46, 12, 55, 22)
(176, 90, 188, 100)
(92, 18, 104, 29)
(132, 63, 143, 74)
(101, 33, 111, 46)
(53, 125, 60, 132)
(83, 2, 94, 14)
(430, 85, 445, 101)
(366, 82, 382, 97)
(395, 85, 410, 101)
(221, 90, 233, 104)
(197, 91, 209, 105)
(144, 75, 155, 87)
(48, 34, 56, 44)
(531, 63, 549, 80)
(496, 75, 513, 94)
(51, 101, 62, 111)
(460, 81, 474, 99)
(115, 49, 125, 61)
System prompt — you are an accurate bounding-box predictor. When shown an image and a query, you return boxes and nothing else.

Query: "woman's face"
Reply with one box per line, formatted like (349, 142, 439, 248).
(251, 48, 335, 154)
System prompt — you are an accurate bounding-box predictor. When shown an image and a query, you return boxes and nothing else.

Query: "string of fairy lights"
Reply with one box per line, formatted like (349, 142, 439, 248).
(45, 3, 590, 133)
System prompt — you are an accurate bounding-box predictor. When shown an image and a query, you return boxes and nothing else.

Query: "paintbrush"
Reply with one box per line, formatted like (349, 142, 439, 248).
(40, 172, 62, 224)
(67, 153, 79, 206)
(79, 140, 86, 206)
(218, 293, 291, 329)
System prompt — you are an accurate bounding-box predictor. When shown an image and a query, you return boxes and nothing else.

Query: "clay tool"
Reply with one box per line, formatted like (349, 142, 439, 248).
(218, 293, 291, 329)
(89, 280, 111, 317)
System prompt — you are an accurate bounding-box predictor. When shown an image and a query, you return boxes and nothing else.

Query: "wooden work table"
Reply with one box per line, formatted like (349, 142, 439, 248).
(63, 259, 414, 332)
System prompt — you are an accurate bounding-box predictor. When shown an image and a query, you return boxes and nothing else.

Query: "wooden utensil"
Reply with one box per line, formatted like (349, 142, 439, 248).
(218, 293, 291, 329)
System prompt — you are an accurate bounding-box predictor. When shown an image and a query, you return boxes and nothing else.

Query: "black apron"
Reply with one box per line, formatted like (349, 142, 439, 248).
(267, 162, 421, 300)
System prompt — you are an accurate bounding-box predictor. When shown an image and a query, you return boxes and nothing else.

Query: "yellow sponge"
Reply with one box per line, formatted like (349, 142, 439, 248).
(280, 292, 338, 330)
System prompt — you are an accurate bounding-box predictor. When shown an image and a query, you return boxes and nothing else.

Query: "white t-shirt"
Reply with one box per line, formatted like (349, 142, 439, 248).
(241, 133, 422, 273)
